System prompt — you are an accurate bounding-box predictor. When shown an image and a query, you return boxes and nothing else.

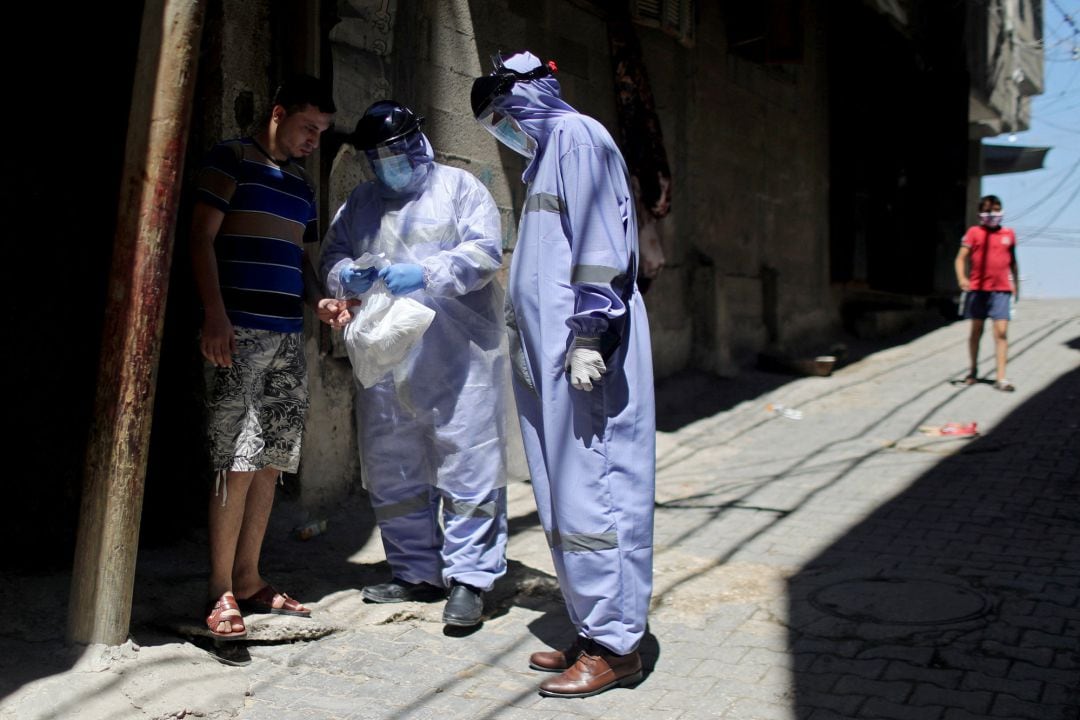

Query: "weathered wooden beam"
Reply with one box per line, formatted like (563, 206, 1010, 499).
(68, 0, 206, 646)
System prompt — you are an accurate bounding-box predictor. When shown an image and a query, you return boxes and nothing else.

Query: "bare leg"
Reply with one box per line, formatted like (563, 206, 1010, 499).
(208, 469, 255, 633)
(967, 319, 985, 378)
(992, 319, 1009, 382)
(232, 466, 281, 598)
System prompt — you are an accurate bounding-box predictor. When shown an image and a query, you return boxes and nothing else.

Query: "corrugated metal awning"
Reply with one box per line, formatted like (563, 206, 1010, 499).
(982, 144, 1051, 175)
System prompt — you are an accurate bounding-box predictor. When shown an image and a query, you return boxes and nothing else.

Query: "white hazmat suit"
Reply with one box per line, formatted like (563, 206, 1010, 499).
(322, 131, 509, 592)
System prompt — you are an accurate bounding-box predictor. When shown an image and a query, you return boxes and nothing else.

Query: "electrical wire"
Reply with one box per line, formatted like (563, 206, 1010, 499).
(1004, 159, 1080, 222)
(1022, 181, 1080, 242)
(1047, 0, 1079, 37)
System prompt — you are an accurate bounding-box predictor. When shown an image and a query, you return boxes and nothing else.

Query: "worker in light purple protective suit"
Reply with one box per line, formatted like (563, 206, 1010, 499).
(321, 101, 508, 628)
(471, 52, 656, 697)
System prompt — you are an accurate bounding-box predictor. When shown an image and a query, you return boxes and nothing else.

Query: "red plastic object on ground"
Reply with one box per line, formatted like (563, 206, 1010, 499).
(919, 422, 978, 437)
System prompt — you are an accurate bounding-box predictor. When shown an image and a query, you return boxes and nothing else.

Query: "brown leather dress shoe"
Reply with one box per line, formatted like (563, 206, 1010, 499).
(537, 645, 643, 698)
(529, 636, 586, 672)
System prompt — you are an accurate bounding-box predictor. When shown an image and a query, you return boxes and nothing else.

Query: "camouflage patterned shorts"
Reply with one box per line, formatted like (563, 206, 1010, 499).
(205, 327, 308, 474)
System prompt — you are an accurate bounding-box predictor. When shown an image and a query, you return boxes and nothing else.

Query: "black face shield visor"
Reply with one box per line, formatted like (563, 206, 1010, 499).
(470, 56, 556, 118)
(350, 102, 424, 150)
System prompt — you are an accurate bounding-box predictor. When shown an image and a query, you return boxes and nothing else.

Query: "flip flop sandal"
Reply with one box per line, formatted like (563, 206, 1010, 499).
(994, 380, 1015, 392)
(963, 374, 978, 385)
(205, 592, 247, 640)
(237, 584, 311, 617)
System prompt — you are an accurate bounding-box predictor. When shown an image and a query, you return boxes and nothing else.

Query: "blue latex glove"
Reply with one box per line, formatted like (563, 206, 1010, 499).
(341, 265, 377, 295)
(378, 264, 425, 295)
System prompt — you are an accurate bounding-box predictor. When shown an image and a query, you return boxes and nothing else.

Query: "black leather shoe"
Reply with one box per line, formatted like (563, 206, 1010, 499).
(361, 579, 445, 604)
(442, 582, 484, 626)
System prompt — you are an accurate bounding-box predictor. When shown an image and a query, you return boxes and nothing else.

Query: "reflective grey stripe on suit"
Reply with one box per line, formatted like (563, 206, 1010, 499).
(445, 498, 498, 519)
(546, 529, 619, 552)
(571, 264, 627, 292)
(372, 490, 430, 522)
(524, 192, 563, 214)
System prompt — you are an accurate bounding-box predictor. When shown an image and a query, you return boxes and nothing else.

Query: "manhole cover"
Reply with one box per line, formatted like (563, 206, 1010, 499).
(808, 577, 991, 626)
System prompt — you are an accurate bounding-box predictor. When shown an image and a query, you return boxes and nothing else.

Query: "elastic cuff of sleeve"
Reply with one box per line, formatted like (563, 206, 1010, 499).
(574, 336, 602, 350)
(420, 264, 435, 292)
(326, 257, 355, 300)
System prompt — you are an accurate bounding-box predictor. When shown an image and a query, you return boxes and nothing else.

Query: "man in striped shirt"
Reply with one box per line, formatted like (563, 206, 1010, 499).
(191, 75, 343, 639)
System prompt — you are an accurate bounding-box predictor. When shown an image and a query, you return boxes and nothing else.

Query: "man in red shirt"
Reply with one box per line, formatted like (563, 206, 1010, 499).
(954, 194, 1020, 391)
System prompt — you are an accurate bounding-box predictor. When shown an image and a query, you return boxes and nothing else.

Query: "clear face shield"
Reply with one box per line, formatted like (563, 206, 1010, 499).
(476, 106, 537, 159)
(471, 53, 555, 159)
(364, 135, 419, 191)
(365, 136, 412, 163)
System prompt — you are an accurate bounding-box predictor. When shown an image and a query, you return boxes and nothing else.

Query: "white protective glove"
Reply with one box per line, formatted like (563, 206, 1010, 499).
(564, 336, 607, 392)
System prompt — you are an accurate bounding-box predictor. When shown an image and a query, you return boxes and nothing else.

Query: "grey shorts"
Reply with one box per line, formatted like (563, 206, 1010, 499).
(963, 290, 1012, 321)
(205, 327, 309, 474)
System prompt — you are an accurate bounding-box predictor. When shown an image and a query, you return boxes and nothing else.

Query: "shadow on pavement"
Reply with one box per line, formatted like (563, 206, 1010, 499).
(655, 368, 791, 432)
(654, 316, 954, 432)
(787, 367, 1080, 719)
(0, 571, 79, 699)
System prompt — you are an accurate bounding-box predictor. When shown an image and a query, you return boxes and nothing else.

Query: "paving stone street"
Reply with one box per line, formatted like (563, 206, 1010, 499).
(2, 299, 1077, 720)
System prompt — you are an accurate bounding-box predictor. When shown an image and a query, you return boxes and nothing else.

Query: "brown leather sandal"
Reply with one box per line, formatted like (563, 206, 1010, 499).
(206, 592, 247, 640)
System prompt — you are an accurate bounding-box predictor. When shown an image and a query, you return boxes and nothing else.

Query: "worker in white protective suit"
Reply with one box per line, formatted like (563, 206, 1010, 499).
(471, 51, 656, 697)
(321, 101, 508, 627)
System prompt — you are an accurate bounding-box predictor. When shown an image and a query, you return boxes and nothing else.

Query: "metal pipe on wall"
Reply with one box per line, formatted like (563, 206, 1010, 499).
(68, 0, 206, 646)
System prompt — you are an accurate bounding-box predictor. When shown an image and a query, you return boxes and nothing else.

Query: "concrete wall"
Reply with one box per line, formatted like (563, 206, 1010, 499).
(671, 2, 834, 367)
(190, 0, 274, 147)
(968, 0, 1044, 138)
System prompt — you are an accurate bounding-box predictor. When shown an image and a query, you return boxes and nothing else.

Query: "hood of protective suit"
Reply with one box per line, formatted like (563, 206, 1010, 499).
(368, 130, 436, 199)
(487, 52, 577, 180)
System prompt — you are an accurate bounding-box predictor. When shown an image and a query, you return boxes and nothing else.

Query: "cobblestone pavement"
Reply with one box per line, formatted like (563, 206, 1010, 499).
(2, 299, 1077, 720)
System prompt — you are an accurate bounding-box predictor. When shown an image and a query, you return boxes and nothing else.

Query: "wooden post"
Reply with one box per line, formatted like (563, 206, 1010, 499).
(68, 0, 206, 646)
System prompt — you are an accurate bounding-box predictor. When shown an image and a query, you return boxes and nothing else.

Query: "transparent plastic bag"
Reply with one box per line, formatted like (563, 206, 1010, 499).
(328, 252, 387, 300)
(344, 284, 436, 388)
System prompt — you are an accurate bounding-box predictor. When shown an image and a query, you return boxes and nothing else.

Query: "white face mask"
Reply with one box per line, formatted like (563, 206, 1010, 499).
(979, 211, 1004, 227)
(371, 154, 415, 191)
(489, 116, 536, 159)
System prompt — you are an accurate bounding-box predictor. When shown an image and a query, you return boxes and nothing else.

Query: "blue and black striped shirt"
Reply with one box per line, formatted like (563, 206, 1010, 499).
(196, 138, 317, 333)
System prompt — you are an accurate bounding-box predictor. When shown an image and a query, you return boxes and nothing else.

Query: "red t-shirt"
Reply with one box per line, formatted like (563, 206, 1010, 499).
(962, 225, 1016, 292)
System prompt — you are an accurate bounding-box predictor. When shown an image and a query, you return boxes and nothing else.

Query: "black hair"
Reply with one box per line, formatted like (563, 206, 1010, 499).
(272, 75, 336, 115)
(978, 194, 1003, 211)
